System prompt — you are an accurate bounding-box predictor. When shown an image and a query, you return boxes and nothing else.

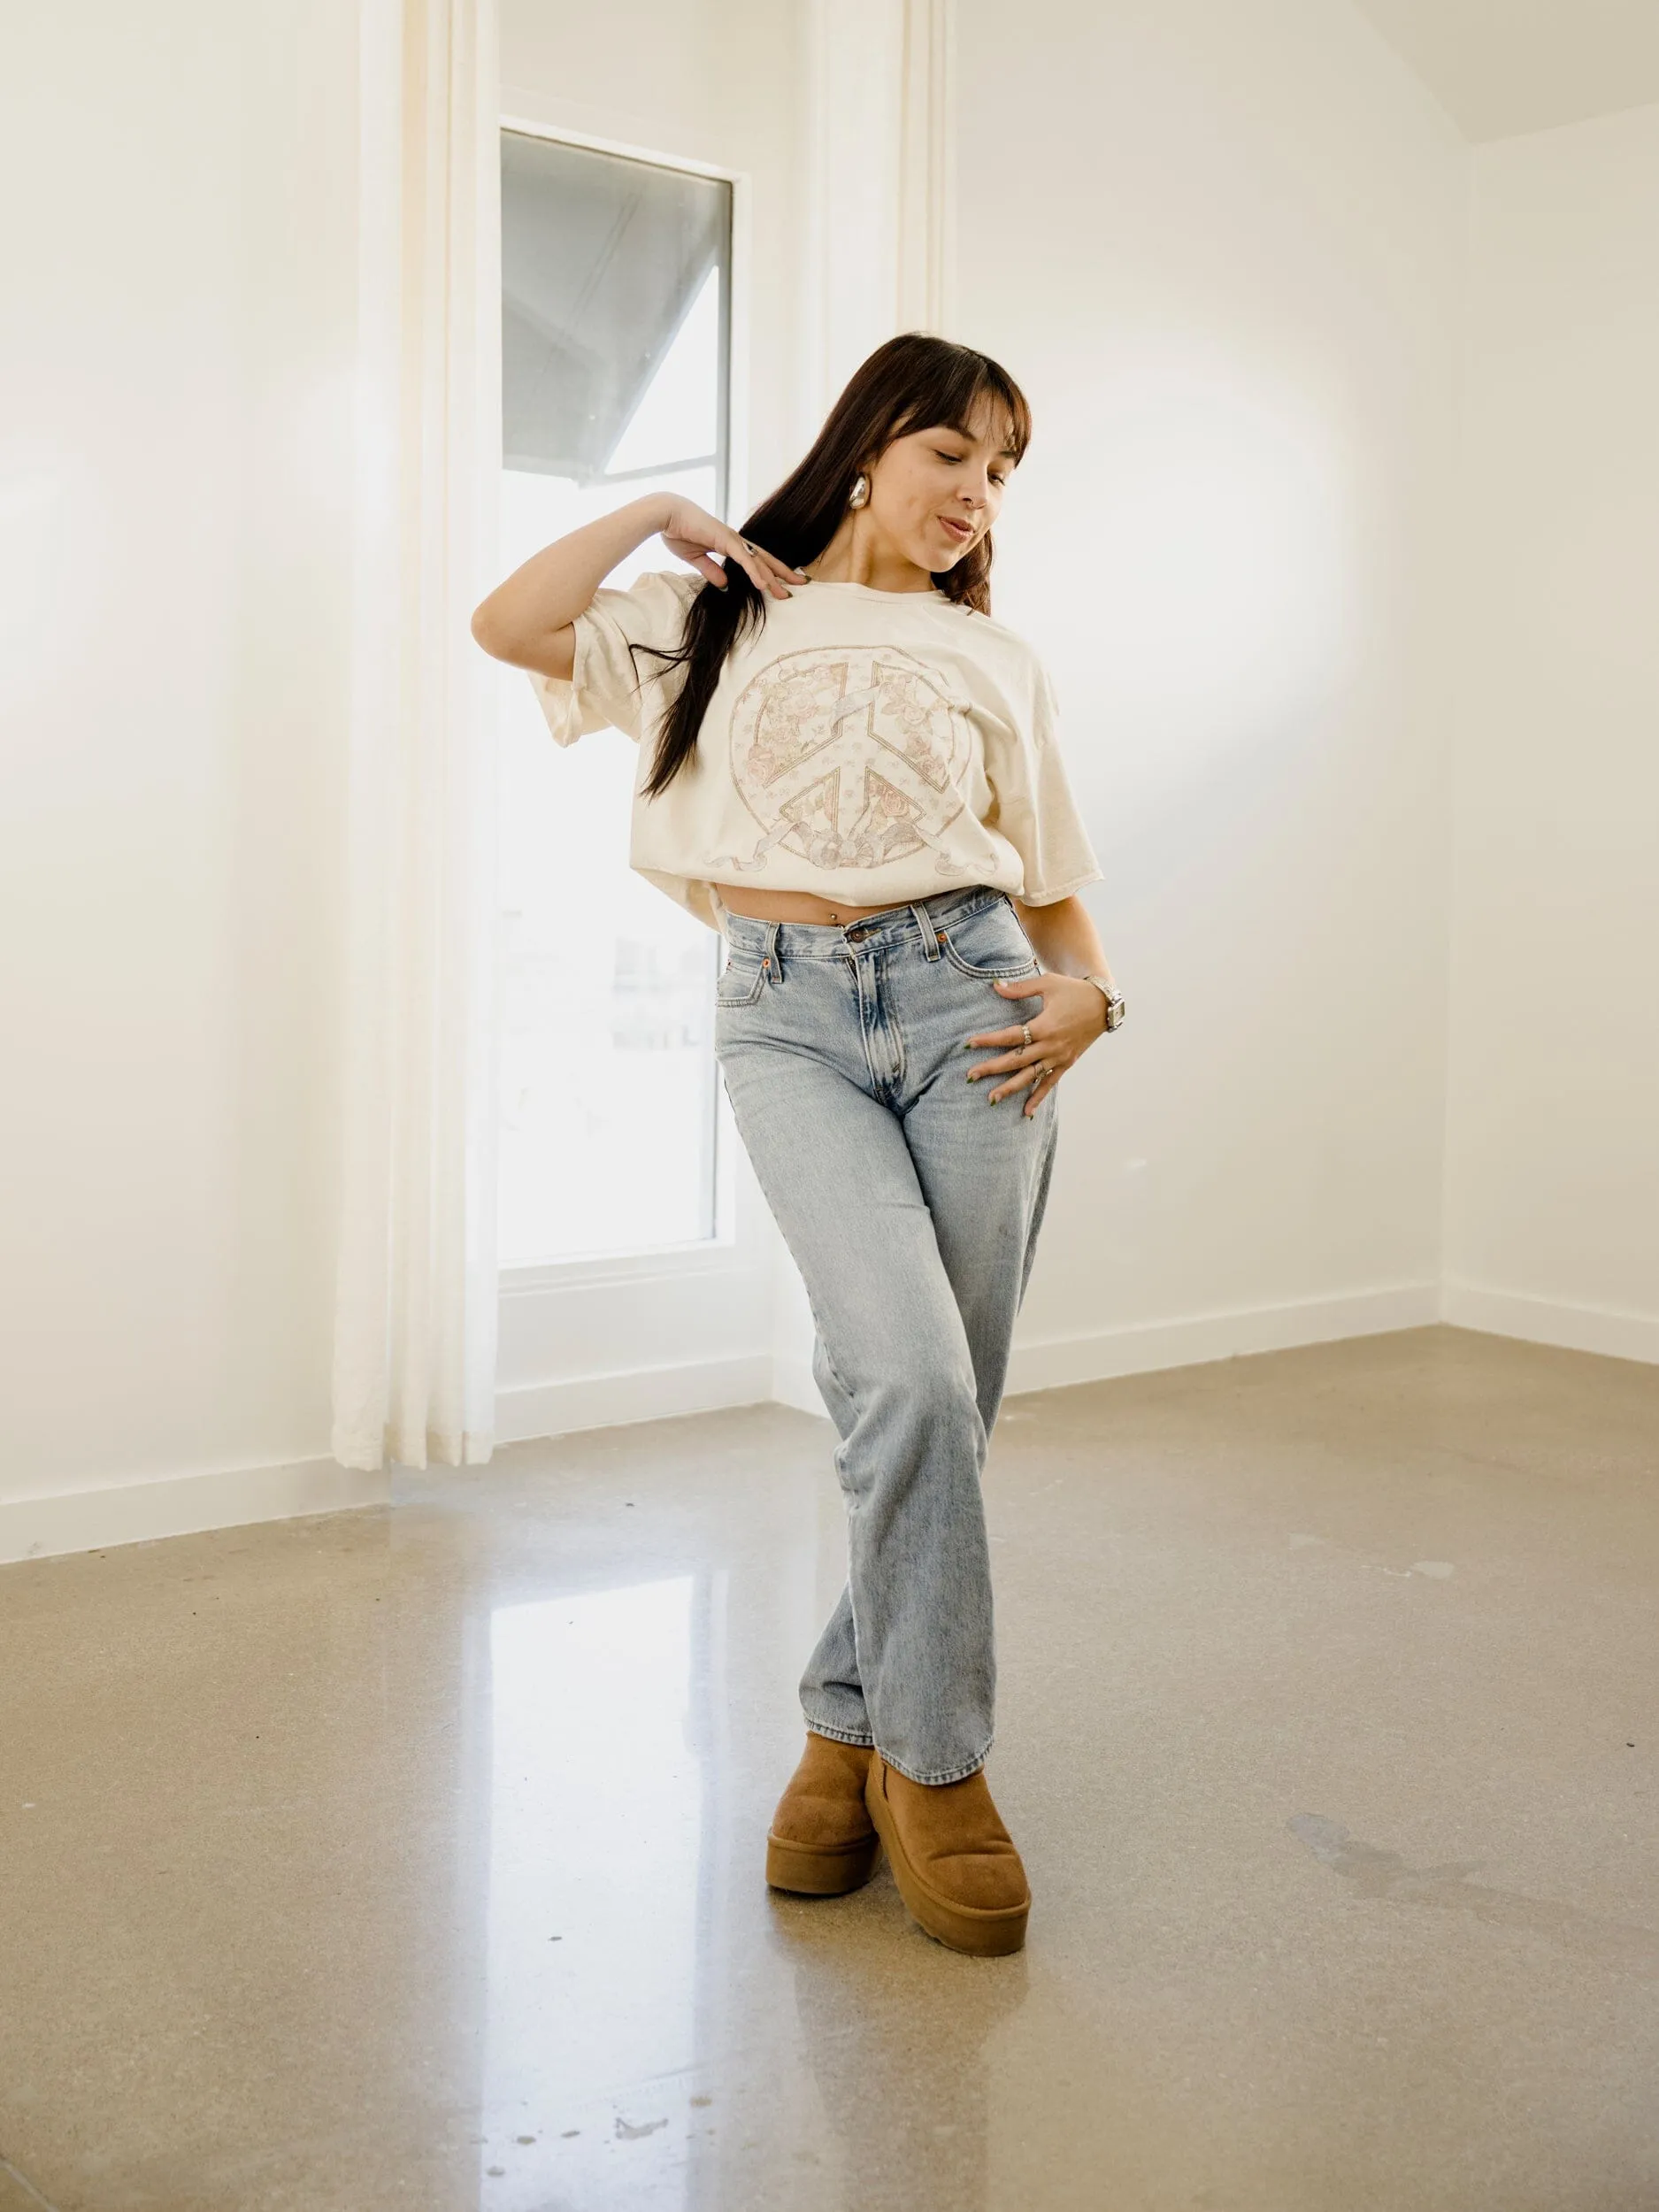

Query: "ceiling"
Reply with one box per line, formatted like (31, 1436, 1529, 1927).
(1351, 0, 1659, 141)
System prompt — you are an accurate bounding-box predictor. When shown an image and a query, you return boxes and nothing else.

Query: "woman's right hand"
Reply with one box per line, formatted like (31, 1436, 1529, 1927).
(656, 495, 806, 599)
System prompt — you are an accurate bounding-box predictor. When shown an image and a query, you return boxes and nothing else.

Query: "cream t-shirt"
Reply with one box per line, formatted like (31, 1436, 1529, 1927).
(528, 568, 1101, 932)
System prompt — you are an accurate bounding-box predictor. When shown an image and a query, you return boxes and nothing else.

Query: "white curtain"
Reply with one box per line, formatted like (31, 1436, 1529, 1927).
(332, 0, 501, 1471)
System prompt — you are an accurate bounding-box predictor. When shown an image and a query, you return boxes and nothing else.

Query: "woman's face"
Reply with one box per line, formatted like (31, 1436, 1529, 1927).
(864, 399, 1018, 573)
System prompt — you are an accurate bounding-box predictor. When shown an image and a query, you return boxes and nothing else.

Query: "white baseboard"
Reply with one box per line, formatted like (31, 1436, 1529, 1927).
(772, 1356, 830, 1419)
(775, 1282, 1441, 1414)
(495, 1352, 775, 1443)
(1441, 1280, 1659, 1367)
(0, 1457, 389, 1568)
(1005, 1281, 1442, 1395)
(13, 1279, 1645, 1570)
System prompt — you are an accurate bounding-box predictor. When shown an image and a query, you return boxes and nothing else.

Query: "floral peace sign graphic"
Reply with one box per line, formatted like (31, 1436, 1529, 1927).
(720, 647, 974, 874)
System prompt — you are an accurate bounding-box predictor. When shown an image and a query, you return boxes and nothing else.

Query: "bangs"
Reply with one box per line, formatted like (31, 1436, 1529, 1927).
(955, 368, 1032, 462)
(891, 349, 1033, 465)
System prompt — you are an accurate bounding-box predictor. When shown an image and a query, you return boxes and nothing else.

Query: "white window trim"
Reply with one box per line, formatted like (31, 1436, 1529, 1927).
(488, 119, 792, 1445)
(495, 118, 753, 1294)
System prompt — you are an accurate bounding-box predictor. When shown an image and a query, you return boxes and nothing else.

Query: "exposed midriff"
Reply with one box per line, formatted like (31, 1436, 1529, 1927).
(712, 885, 926, 926)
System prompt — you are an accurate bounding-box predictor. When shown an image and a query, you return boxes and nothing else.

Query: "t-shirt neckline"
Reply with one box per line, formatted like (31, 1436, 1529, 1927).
(796, 577, 949, 602)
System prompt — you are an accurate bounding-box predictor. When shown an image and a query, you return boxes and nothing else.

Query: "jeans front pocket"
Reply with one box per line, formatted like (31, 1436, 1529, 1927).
(937, 898, 1040, 981)
(715, 949, 769, 1008)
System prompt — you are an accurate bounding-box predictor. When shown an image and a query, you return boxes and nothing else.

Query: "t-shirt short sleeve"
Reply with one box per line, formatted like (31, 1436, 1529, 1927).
(527, 567, 703, 746)
(991, 660, 1102, 903)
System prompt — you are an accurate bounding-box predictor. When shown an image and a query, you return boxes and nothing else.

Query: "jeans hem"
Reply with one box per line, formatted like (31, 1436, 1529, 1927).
(802, 1717, 876, 1750)
(874, 1739, 993, 1787)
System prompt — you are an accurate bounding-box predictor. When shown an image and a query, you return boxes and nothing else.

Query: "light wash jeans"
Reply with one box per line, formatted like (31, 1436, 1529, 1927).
(713, 887, 1057, 1785)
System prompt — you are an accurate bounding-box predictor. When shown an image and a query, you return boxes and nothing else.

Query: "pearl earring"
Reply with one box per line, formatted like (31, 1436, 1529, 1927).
(848, 472, 870, 510)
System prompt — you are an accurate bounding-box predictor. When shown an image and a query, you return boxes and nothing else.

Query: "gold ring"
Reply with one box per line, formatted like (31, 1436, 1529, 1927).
(1020, 1022, 1033, 1048)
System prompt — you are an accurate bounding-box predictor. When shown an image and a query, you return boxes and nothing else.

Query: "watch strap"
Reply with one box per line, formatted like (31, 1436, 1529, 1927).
(1083, 973, 1125, 1030)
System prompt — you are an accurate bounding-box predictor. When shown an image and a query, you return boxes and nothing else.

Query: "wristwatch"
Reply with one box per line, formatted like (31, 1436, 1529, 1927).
(1083, 973, 1125, 1032)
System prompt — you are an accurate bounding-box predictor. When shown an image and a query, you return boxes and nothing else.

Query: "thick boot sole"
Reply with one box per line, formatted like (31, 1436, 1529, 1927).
(864, 1762, 1030, 1955)
(765, 1829, 880, 1895)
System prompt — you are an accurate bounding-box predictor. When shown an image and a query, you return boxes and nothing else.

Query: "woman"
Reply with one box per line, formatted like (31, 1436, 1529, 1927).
(472, 334, 1124, 1956)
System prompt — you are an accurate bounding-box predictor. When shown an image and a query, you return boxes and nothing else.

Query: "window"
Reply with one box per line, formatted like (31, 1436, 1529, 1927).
(495, 133, 733, 1266)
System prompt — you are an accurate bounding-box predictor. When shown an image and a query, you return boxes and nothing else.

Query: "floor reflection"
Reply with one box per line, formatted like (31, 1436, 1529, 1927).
(5, 1348, 1655, 2208)
(482, 1577, 703, 2208)
(782, 1910, 1031, 2212)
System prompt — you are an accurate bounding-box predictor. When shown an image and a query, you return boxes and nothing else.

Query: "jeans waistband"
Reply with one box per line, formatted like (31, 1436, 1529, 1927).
(719, 885, 1010, 961)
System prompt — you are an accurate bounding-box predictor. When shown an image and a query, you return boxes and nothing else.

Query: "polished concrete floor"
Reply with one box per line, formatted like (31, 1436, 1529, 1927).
(3, 1324, 1657, 2211)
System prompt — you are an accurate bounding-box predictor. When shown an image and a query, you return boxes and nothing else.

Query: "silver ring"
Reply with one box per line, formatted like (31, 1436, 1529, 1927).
(1020, 1022, 1033, 1048)
(1033, 1061, 1052, 1081)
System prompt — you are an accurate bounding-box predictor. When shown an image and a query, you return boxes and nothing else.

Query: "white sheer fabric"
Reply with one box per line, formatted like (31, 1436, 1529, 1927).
(332, 0, 501, 1471)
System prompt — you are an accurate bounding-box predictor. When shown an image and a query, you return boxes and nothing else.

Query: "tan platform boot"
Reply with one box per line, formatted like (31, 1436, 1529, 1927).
(864, 1750, 1031, 1955)
(765, 1733, 879, 1895)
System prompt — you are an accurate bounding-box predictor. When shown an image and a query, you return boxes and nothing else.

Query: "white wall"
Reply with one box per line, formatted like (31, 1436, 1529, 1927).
(17, 0, 1645, 1563)
(952, 0, 1468, 1383)
(0, 2, 372, 1555)
(1443, 103, 1659, 1361)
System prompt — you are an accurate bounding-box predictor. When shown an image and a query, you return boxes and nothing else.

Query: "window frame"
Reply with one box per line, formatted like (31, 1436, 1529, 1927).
(494, 117, 758, 1301)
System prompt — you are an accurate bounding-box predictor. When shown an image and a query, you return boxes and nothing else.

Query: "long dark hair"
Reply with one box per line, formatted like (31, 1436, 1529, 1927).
(636, 332, 1032, 797)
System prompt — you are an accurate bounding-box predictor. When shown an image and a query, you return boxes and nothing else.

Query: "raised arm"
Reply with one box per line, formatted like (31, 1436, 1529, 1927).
(469, 492, 805, 681)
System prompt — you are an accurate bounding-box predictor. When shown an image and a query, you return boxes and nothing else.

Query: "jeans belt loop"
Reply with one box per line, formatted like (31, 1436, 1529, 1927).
(764, 917, 781, 984)
(910, 902, 942, 961)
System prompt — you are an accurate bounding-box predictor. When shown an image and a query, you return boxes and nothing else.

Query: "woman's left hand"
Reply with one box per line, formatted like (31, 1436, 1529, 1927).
(966, 972, 1110, 1117)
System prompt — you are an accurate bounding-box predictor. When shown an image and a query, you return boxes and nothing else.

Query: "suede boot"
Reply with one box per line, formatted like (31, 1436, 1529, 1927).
(765, 1732, 879, 1895)
(864, 1750, 1030, 1955)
